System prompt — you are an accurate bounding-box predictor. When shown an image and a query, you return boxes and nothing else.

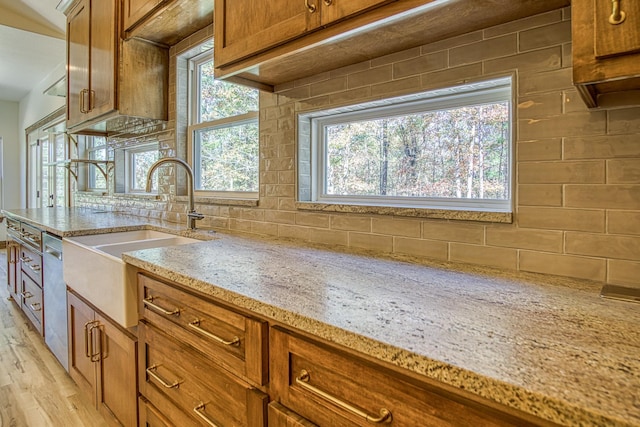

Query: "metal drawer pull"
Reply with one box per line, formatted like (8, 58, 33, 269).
(21, 291, 33, 299)
(28, 264, 41, 272)
(296, 370, 392, 424)
(609, 0, 626, 24)
(29, 303, 42, 312)
(305, 0, 316, 13)
(324, 0, 332, 4)
(193, 402, 219, 427)
(84, 320, 100, 359)
(146, 364, 182, 389)
(20, 256, 32, 264)
(188, 319, 240, 346)
(143, 297, 180, 316)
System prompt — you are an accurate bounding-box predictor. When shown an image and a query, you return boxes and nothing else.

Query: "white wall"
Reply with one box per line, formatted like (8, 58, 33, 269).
(0, 99, 19, 241)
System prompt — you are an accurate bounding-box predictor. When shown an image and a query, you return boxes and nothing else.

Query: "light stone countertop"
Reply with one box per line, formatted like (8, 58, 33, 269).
(4, 208, 639, 426)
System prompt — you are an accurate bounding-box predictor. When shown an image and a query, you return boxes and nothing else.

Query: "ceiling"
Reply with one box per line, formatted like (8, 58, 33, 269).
(0, 0, 66, 102)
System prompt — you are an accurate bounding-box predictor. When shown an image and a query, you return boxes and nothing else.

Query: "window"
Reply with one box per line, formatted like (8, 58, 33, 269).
(125, 144, 158, 192)
(188, 49, 259, 197)
(26, 113, 70, 208)
(87, 136, 108, 190)
(300, 78, 512, 212)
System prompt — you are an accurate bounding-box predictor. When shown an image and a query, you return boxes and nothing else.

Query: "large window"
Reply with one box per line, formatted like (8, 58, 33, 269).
(301, 78, 512, 212)
(188, 49, 259, 197)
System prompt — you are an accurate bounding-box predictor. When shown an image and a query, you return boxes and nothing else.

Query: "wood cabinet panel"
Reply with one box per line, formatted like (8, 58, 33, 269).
(139, 396, 177, 427)
(268, 402, 318, 427)
(96, 313, 138, 427)
(270, 327, 555, 427)
(594, 0, 640, 58)
(68, 291, 98, 405)
(573, 0, 640, 108)
(67, 0, 90, 126)
(320, 0, 394, 25)
(67, 291, 137, 427)
(65, 0, 167, 133)
(214, 0, 569, 90)
(138, 273, 268, 386)
(123, 0, 164, 32)
(139, 322, 268, 427)
(19, 245, 42, 287)
(214, 0, 321, 67)
(21, 273, 43, 335)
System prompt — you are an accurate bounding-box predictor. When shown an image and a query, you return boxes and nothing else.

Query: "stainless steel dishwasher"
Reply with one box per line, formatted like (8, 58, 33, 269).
(43, 233, 68, 371)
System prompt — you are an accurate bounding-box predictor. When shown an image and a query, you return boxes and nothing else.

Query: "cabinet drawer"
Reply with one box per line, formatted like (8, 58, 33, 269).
(268, 402, 318, 427)
(270, 327, 551, 427)
(139, 395, 192, 427)
(21, 273, 43, 334)
(138, 274, 268, 385)
(139, 322, 268, 427)
(20, 245, 42, 286)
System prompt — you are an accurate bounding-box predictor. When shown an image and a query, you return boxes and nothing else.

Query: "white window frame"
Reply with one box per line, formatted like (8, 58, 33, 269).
(125, 143, 158, 193)
(302, 78, 513, 213)
(186, 48, 259, 199)
(86, 136, 108, 191)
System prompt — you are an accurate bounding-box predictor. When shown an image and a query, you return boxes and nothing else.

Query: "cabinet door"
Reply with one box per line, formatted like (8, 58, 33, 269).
(123, 0, 165, 32)
(87, 0, 117, 120)
(320, 0, 395, 26)
(95, 313, 138, 427)
(214, 0, 321, 67)
(67, 291, 97, 405)
(594, 0, 640, 58)
(66, 0, 90, 127)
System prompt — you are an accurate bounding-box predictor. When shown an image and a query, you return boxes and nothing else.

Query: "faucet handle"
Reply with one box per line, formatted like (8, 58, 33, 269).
(188, 211, 205, 220)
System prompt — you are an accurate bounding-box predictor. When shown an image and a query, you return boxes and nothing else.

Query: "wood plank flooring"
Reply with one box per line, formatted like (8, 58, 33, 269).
(0, 250, 109, 427)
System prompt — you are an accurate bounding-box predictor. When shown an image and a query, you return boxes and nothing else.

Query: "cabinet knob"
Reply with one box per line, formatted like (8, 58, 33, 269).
(609, 0, 626, 24)
(305, 0, 317, 13)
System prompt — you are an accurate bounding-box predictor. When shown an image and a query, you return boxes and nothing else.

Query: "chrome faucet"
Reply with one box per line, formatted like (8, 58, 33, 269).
(146, 157, 205, 230)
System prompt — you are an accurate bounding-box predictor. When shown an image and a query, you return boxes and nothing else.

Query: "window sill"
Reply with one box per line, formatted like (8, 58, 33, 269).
(176, 195, 259, 207)
(295, 202, 512, 223)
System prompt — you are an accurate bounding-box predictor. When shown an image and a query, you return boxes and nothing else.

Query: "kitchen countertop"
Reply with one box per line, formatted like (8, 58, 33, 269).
(5, 208, 640, 426)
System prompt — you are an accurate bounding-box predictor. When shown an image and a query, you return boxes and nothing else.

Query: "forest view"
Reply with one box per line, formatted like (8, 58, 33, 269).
(323, 102, 510, 201)
(194, 59, 259, 192)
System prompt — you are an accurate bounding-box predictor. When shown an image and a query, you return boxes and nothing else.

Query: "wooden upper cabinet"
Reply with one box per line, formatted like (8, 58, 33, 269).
(66, 0, 91, 127)
(214, 0, 321, 67)
(122, 0, 164, 32)
(214, 0, 570, 91)
(214, 0, 394, 68)
(65, 0, 168, 134)
(66, 0, 116, 128)
(573, 0, 640, 108)
(320, 0, 395, 25)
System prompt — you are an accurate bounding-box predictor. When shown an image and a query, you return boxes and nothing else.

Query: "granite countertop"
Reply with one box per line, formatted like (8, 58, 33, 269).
(4, 208, 639, 426)
(1, 207, 216, 240)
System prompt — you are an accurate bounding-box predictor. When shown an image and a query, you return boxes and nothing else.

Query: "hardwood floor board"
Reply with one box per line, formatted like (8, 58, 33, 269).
(0, 250, 110, 427)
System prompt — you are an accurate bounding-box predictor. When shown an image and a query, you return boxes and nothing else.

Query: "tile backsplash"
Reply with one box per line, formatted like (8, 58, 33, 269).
(76, 7, 640, 289)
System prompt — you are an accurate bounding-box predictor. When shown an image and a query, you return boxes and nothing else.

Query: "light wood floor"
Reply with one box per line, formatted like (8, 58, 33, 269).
(0, 251, 109, 427)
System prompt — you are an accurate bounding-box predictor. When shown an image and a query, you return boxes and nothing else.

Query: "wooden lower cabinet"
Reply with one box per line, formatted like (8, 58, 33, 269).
(138, 321, 268, 426)
(67, 290, 138, 427)
(268, 402, 318, 427)
(6, 239, 20, 301)
(270, 327, 556, 427)
(138, 396, 175, 427)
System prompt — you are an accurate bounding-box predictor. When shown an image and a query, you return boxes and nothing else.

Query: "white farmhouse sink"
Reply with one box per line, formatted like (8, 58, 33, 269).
(63, 230, 199, 328)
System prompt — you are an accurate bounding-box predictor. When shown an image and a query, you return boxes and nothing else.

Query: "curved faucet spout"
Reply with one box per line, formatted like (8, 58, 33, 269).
(146, 157, 203, 229)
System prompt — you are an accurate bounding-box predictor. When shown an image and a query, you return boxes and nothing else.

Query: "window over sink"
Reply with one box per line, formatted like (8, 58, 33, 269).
(187, 45, 260, 199)
(298, 77, 513, 213)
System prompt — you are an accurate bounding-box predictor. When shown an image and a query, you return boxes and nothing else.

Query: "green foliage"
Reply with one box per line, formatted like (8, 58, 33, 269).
(325, 102, 509, 200)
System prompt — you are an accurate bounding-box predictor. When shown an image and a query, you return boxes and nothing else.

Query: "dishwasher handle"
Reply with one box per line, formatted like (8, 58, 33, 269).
(44, 244, 63, 260)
